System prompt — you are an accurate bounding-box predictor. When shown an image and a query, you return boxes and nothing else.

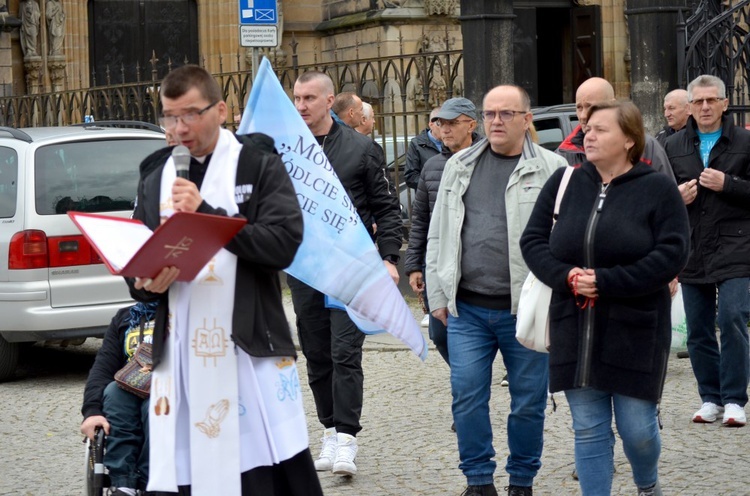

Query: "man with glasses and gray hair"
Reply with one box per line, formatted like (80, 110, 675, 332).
(663, 74, 750, 427)
(426, 85, 566, 496)
(405, 97, 480, 368)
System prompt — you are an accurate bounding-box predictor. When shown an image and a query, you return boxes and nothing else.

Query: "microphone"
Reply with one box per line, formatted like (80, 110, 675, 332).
(172, 145, 191, 180)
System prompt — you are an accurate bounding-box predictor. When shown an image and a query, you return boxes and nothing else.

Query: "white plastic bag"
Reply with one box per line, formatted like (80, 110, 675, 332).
(671, 284, 688, 351)
(515, 271, 552, 353)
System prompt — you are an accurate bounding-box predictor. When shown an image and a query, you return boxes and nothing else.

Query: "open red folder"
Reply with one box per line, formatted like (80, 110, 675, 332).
(69, 211, 246, 282)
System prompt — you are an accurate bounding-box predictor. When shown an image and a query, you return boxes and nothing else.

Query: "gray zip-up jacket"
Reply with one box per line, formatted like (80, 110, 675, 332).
(426, 134, 566, 316)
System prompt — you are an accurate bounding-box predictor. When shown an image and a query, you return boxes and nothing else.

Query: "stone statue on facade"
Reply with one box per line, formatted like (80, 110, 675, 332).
(20, 0, 41, 58)
(46, 0, 65, 57)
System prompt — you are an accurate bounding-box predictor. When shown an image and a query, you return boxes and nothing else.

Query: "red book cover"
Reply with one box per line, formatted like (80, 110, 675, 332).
(69, 211, 246, 281)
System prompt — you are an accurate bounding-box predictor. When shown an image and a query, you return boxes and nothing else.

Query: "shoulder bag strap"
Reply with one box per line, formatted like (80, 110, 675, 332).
(552, 166, 574, 226)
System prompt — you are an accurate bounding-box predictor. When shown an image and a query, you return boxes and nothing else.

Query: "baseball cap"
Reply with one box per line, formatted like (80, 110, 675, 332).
(433, 97, 477, 120)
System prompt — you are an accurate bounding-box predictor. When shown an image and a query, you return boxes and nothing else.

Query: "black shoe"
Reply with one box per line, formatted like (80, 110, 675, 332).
(461, 484, 499, 496)
(506, 485, 532, 496)
(637, 481, 663, 496)
(451, 422, 456, 432)
(676, 351, 689, 359)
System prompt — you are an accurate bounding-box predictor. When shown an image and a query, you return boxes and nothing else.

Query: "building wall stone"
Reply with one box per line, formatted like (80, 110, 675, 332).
(2, 0, 633, 104)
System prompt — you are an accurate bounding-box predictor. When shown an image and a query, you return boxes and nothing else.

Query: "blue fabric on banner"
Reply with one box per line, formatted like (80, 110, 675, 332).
(237, 58, 427, 360)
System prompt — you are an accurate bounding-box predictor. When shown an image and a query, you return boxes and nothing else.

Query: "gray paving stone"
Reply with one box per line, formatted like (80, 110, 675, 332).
(0, 295, 747, 495)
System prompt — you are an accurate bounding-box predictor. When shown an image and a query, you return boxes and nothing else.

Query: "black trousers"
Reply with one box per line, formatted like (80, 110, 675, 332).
(149, 448, 323, 496)
(287, 275, 366, 437)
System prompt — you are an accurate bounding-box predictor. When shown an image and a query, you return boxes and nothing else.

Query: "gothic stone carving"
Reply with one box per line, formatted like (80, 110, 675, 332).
(423, 0, 458, 15)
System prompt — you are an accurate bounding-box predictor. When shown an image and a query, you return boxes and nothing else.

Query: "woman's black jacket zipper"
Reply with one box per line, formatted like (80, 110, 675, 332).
(576, 182, 609, 387)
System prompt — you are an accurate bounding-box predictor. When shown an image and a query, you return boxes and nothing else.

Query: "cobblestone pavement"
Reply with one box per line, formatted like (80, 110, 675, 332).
(1, 295, 749, 495)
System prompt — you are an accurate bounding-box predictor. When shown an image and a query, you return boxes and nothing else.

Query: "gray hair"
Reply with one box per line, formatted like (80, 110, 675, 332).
(687, 75, 726, 101)
(362, 102, 374, 119)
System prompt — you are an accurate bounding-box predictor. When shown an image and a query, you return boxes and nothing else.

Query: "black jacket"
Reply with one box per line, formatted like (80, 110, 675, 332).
(404, 128, 441, 190)
(322, 120, 402, 259)
(655, 124, 682, 148)
(127, 134, 304, 369)
(404, 133, 480, 274)
(521, 162, 689, 402)
(664, 115, 750, 284)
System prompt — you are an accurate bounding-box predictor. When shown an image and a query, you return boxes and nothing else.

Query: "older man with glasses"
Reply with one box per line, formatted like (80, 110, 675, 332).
(426, 86, 566, 496)
(663, 74, 750, 428)
(405, 97, 480, 369)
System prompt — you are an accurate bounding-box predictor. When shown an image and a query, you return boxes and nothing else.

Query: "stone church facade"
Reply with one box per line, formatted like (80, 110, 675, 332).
(0, 0, 640, 118)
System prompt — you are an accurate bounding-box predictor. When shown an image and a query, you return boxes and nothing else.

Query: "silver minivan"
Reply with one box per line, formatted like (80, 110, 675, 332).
(0, 123, 166, 381)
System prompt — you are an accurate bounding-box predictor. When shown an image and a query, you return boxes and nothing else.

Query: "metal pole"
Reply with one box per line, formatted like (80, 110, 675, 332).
(252, 47, 259, 82)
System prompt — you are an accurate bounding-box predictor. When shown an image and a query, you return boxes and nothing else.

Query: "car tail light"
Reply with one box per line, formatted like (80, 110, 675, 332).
(9, 230, 48, 269)
(48, 235, 102, 267)
(9, 230, 103, 269)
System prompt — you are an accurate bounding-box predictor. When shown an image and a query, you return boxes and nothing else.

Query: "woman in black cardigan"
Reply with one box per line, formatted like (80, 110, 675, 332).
(520, 101, 689, 496)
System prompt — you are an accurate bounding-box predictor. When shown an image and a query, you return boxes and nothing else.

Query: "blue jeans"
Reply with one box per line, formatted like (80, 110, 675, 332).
(448, 300, 548, 487)
(682, 278, 750, 406)
(103, 381, 150, 489)
(565, 388, 660, 495)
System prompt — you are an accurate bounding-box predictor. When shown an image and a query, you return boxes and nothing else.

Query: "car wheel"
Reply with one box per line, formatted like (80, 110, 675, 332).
(0, 335, 19, 382)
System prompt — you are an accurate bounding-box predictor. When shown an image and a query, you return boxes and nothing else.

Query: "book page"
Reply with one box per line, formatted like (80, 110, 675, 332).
(72, 215, 151, 271)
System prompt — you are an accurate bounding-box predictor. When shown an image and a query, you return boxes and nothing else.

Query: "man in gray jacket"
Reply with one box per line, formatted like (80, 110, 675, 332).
(427, 85, 566, 496)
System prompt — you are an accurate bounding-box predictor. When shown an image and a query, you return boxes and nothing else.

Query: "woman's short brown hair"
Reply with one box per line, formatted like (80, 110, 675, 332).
(586, 100, 645, 165)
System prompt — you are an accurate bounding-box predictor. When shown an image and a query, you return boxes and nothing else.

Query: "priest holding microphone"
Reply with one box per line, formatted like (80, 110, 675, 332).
(126, 64, 323, 496)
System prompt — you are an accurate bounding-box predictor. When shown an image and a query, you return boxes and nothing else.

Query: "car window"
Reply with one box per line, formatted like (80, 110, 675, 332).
(0, 146, 17, 218)
(34, 138, 164, 215)
(533, 117, 565, 151)
(379, 137, 408, 166)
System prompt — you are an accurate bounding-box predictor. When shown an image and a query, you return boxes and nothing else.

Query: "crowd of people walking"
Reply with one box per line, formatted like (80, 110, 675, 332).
(80, 64, 749, 496)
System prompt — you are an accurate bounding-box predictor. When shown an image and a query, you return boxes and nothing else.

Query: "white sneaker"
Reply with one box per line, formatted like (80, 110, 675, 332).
(314, 427, 338, 471)
(420, 314, 430, 327)
(692, 402, 723, 423)
(722, 403, 747, 427)
(332, 433, 358, 476)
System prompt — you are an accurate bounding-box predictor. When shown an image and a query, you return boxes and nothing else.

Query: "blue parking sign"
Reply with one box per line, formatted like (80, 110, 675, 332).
(239, 0, 277, 25)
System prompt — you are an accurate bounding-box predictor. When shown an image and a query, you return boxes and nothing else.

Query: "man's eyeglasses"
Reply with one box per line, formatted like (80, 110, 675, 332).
(481, 110, 527, 122)
(435, 118, 473, 128)
(690, 97, 724, 106)
(159, 101, 219, 128)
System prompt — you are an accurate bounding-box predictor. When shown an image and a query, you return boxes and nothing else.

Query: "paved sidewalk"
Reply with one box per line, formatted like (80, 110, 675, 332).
(1, 295, 746, 495)
(285, 295, 750, 495)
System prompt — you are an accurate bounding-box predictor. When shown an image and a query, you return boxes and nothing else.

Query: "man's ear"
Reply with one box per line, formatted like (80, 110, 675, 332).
(217, 101, 228, 124)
